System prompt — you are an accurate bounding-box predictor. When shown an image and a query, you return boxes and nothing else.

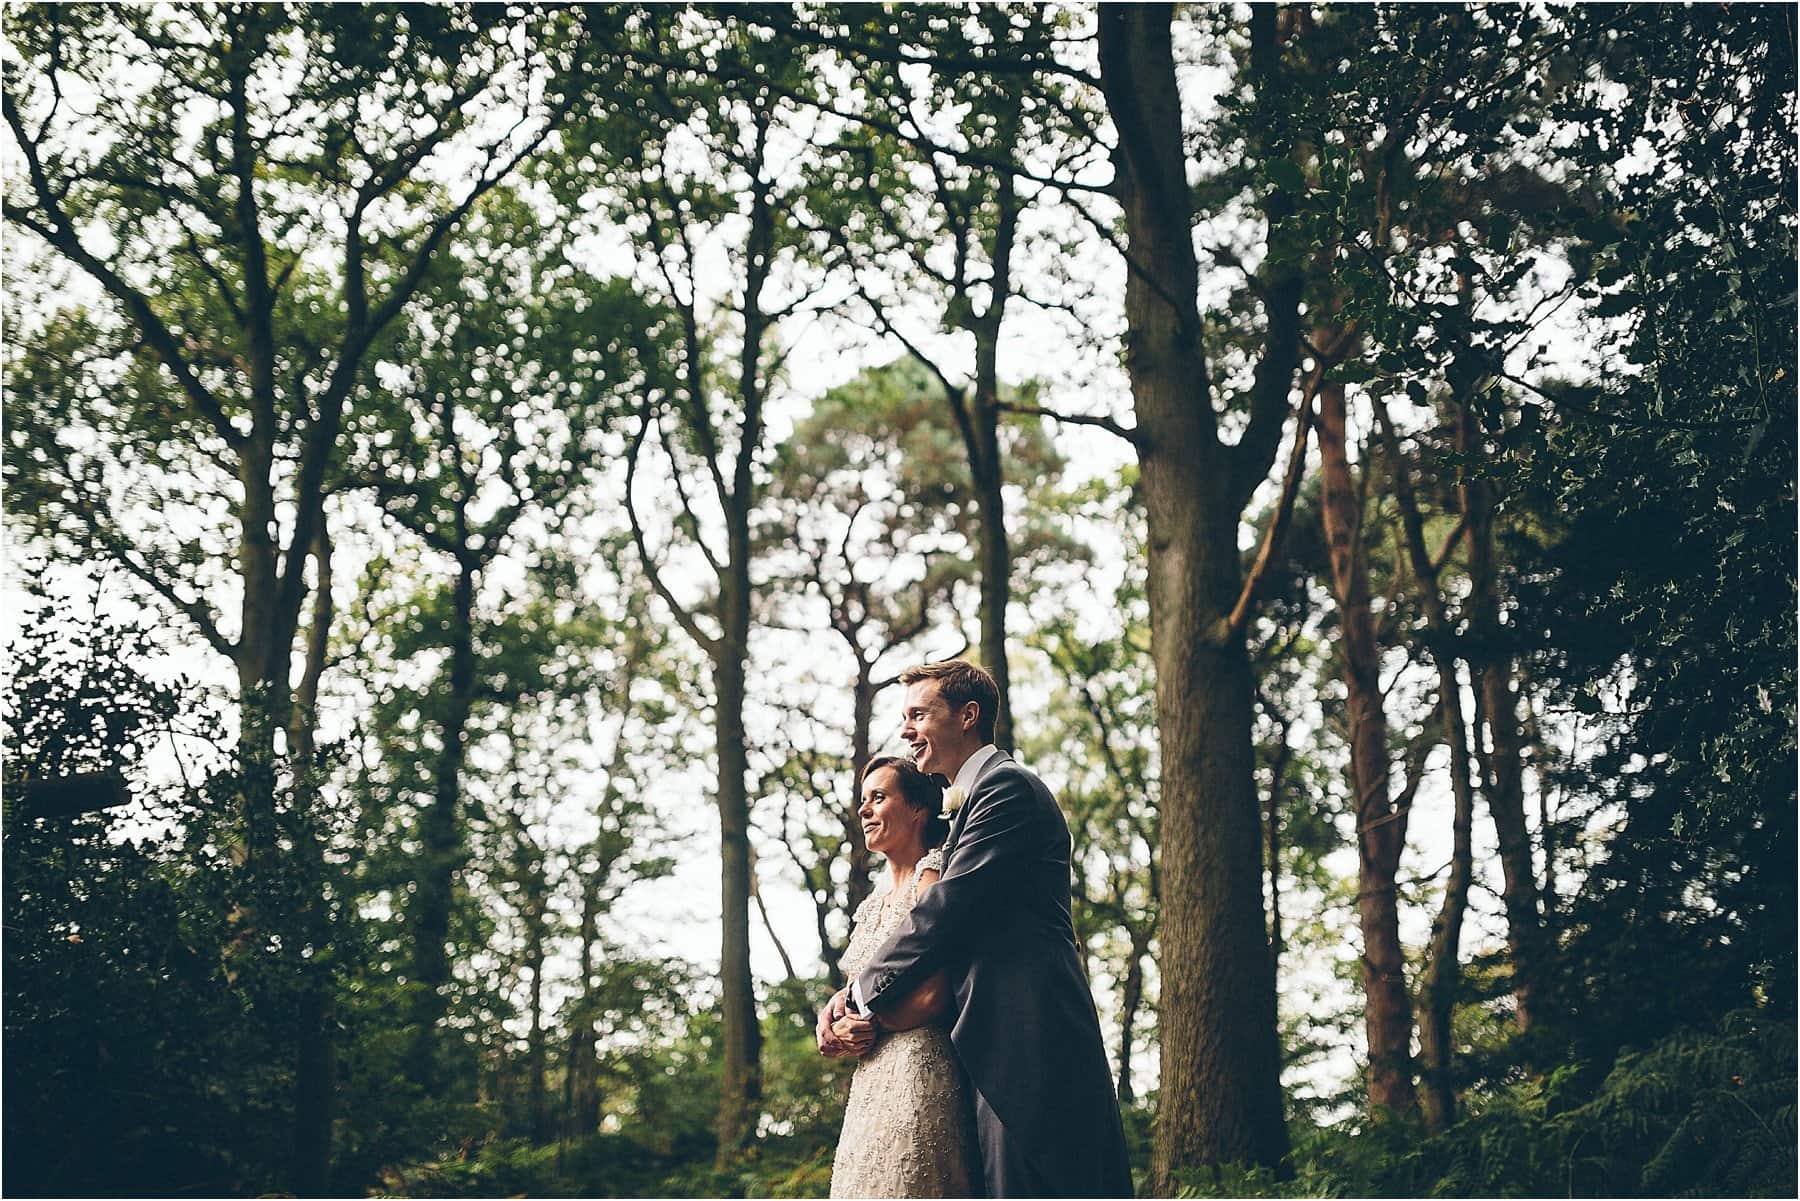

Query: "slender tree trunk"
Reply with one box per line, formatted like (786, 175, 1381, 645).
(846, 661, 876, 919)
(708, 106, 778, 1165)
(235, 438, 286, 831)
(1415, 673, 1476, 1134)
(968, 341, 1014, 753)
(1263, 702, 1292, 968)
(1116, 931, 1149, 1105)
(291, 979, 335, 1195)
(713, 591, 762, 1162)
(1521, 684, 1557, 925)
(574, 882, 602, 1136)
(409, 543, 479, 1088)
(1380, 398, 1476, 1133)
(527, 886, 549, 1145)
(289, 527, 336, 1196)
(1461, 405, 1543, 1030)
(1317, 381, 1417, 1118)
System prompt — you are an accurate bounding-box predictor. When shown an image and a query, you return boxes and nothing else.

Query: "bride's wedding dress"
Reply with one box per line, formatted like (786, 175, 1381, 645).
(830, 846, 981, 1198)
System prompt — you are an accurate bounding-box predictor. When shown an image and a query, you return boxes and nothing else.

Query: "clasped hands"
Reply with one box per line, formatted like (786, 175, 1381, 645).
(815, 986, 877, 1059)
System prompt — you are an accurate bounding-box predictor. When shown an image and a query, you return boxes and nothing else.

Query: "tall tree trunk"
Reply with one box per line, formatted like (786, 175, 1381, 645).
(1317, 381, 1418, 1118)
(1263, 701, 1292, 967)
(1380, 398, 1476, 1133)
(289, 528, 336, 1195)
(409, 542, 479, 1088)
(291, 978, 335, 1196)
(711, 116, 784, 1161)
(1521, 683, 1557, 925)
(1461, 404, 1543, 1030)
(1098, 5, 1295, 1180)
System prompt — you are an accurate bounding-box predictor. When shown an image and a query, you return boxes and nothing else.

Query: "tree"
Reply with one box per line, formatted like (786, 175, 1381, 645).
(551, 10, 828, 1160)
(4, 3, 589, 784)
(795, 5, 1104, 752)
(339, 189, 651, 1089)
(5, 14, 590, 1183)
(1093, 5, 1306, 1176)
(1027, 475, 1160, 1104)
(1511, 4, 1796, 1040)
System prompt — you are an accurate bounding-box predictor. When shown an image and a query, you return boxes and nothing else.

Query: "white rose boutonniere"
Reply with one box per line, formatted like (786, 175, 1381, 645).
(942, 785, 968, 818)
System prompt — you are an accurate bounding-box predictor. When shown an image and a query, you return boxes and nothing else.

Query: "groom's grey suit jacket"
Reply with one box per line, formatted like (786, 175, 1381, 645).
(855, 751, 1133, 1196)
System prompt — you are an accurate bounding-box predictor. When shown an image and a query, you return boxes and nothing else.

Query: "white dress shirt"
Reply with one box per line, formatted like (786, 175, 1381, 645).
(948, 742, 1002, 799)
(851, 743, 1001, 1015)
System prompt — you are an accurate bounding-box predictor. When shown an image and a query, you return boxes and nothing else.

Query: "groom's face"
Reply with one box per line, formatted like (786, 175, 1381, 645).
(900, 679, 977, 778)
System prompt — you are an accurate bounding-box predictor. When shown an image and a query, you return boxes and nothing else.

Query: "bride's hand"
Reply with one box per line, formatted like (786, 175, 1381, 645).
(817, 988, 853, 1056)
(831, 1013, 877, 1056)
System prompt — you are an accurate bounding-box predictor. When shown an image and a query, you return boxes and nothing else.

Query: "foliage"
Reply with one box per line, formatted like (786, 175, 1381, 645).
(1506, 3, 1797, 1038)
(1, 577, 327, 1195)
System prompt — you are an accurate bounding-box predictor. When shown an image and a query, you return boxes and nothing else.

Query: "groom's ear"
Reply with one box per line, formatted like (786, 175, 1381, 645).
(959, 701, 981, 733)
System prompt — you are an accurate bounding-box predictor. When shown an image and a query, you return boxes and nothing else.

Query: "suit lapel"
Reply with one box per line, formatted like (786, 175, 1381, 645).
(945, 750, 1012, 857)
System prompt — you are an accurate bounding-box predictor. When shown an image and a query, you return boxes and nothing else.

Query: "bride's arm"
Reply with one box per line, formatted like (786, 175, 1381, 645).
(872, 969, 952, 1032)
(873, 869, 952, 1033)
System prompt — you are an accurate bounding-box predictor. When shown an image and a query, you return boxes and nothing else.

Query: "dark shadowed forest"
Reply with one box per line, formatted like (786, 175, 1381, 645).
(3, 4, 1794, 1197)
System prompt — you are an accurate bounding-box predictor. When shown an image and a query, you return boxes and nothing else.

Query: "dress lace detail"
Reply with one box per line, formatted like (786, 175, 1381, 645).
(831, 855, 979, 1198)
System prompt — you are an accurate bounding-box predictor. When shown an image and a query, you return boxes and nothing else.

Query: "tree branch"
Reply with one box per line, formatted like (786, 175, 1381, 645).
(624, 400, 723, 658)
(996, 401, 1142, 447)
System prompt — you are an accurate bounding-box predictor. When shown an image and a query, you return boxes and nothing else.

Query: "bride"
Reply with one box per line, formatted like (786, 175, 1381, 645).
(824, 755, 980, 1198)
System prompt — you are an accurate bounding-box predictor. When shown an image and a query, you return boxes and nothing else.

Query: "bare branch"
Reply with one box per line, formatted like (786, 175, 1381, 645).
(1221, 369, 1319, 644)
(997, 400, 1141, 447)
(5, 91, 246, 453)
(624, 399, 723, 658)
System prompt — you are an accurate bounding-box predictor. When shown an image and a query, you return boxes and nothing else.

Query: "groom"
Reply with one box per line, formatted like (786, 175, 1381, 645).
(817, 660, 1133, 1197)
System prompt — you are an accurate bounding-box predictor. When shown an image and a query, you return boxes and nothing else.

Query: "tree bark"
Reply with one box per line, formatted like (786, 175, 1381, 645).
(291, 978, 335, 1196)
(846, 660, 877, 921)
(967, 235, 1016, 752)
(1098, 6, 1297, 1180)
(1317, 381, 1418, 1118)
(712, 115, 776, 1159)
(573, 880, 602, 1136)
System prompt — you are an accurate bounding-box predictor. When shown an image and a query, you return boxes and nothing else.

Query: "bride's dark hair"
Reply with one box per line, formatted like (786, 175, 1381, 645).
(861, 755, 950, 849)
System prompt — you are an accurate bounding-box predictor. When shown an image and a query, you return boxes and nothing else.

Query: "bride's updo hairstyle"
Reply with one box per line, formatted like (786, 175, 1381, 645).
(861, 754, 950, 850)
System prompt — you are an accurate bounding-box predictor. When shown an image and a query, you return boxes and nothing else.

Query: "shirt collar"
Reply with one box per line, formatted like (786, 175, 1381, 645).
(950, 743, 1002, 796)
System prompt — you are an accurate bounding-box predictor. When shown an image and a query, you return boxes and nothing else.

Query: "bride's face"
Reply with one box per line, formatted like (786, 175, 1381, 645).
(859, 765, 926, 858)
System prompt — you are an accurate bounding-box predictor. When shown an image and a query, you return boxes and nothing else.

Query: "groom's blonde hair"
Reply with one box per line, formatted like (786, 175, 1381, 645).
(899, 659, 999, 744)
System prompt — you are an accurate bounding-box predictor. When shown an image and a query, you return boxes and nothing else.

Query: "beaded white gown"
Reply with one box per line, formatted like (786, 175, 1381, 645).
(830, 847, 981, 1198)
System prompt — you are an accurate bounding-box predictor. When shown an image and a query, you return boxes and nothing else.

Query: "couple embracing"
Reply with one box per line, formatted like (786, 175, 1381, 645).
(816, 660, 1133, 1198)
